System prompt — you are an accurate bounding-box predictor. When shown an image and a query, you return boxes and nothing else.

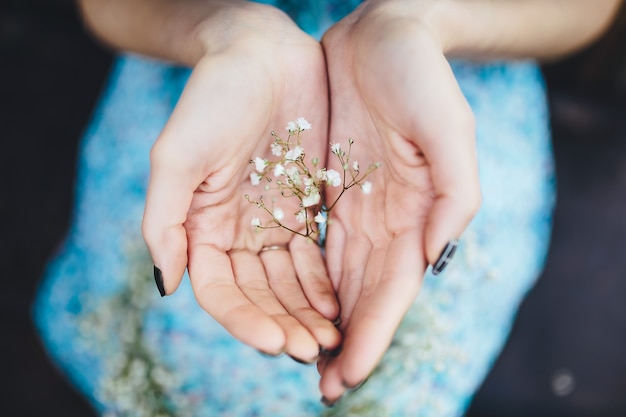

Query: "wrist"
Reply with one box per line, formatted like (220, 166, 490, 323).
(351, 0, 452, 53)
(375, 0, 624, 61)
(193, 2, 311, 62)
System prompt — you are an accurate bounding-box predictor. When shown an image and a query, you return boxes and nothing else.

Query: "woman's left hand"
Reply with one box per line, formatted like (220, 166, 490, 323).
(318, 0, 481, 403)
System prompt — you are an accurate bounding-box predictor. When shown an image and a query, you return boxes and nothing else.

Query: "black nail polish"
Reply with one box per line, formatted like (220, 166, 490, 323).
(321, 395, 343, 408)
(432, 240, 459, 276)
(320, 345, 343, 357)
(288, 355, 317, 365)
(153, 265, 166, 297)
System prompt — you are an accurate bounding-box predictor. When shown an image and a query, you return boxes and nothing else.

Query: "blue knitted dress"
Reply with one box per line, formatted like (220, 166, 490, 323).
(34, 1, 555, 416)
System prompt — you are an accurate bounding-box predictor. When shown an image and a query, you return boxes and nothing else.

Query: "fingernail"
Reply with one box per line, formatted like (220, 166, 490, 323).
(342, 376, 369, 392)
(432, 240, 459, 276)
(320, 345, 342, 357)
(257, 350, 283, 359)
(333, 317, 342, 327)
(288, 355, 317, 365)
(321, 394, 343, 408)
(153, 265, 166, 297)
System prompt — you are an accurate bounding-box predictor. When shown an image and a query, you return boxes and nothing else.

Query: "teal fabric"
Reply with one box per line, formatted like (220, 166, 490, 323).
(34, 2, 555, 416)
(254, 0, 363, 38)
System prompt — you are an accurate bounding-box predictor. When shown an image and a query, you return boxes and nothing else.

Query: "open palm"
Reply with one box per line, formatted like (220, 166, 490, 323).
(318, 3, 480, 401)
(143, 28, 341, 362)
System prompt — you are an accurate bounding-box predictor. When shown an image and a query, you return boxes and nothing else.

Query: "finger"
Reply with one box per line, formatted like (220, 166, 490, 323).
(231, 250, 320, 361)
(289, 236, 340, 322)
(324, 215, 347, 290)
(188, 244, 286, 354)
(421, 115, 480, 272)
(371, 37, 480, 272)
(142, 139, 202, 296)
(317, 354, 329, 376)
(261, 246, 342, 354)
(319, 229, 424, 401)
(334, 235, 372, 328)
(406, 59, 480, 271)
(141, 59, 244, 296)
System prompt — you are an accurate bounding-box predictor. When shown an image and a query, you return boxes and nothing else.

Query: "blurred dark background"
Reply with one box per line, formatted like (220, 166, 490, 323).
(1, 1, 625, 416)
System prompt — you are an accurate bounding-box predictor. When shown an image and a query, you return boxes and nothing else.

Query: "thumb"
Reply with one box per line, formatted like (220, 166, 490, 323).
(424, 189, 480, 275)
(421, 118, 481, 276)
(142, 141, 201, 296)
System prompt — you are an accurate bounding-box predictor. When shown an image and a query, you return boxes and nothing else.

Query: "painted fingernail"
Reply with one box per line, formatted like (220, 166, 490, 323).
(153, 265, 166, 297)
(320, 345, 343, 357)
(288, 355, 317, 365)
(432, 240, 459, 276)
(321, 394, 343, 408)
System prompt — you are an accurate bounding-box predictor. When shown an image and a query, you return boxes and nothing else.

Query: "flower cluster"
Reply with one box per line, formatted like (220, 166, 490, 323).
(246, 117, 378, 243)
(78, 245, 191, 417)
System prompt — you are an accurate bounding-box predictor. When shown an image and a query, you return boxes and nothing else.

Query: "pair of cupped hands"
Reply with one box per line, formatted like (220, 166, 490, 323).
(142, 0, 480, 405)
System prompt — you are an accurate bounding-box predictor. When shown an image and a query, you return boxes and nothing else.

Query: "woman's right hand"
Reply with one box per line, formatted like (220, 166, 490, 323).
(142, 3, 341, 362)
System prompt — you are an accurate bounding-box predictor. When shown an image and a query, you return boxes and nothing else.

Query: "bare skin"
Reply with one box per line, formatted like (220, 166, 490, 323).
(77, 0, 622, 402)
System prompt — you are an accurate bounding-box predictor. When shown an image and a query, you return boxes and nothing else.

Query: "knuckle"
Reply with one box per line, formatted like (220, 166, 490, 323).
(141, 215, 160, 248)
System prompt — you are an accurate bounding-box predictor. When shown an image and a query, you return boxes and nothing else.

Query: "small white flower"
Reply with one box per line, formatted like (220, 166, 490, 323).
(314, 212, 326, 224)
(326, 169, 341, 187)
(285, 145, 303, 161)
(286, 166, 302, 185)
(271, 142, 283, 156)
(295, 209, 306, 224)
(331, 142, 341, 155)
(316, 169, 327, 181)
(251, 217, 261, 227)
(296, 117, 312, 131)
(274, 163, 286, 177)
(250, 172, 262, 186)
(353, 161, 359, 171)
(361, 181, 372, 195)
(303, 177, 314, 187)
(273, 208, 285, 221)
(286, 121, 298, 133)
(302, 189, 321, 207)
(254, 157, 267, 173)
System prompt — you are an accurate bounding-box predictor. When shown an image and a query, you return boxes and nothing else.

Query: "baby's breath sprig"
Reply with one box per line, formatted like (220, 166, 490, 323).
(246, 117, 379, 244)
